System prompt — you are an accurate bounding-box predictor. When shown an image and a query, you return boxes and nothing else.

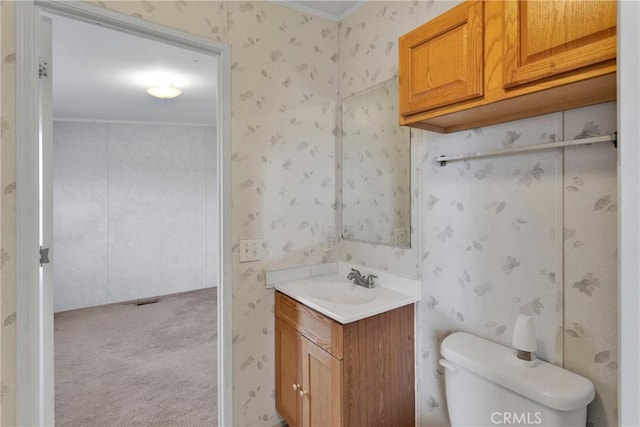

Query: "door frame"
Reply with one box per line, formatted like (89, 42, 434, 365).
(618, 1, 640, 424)
(15, 2, 233, 425)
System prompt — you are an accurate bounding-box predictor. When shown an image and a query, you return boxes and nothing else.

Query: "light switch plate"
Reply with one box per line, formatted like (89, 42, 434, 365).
(239, 238, 262, 263)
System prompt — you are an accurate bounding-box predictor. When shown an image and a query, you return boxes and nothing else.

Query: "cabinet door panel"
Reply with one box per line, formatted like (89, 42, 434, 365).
(275, 319, 301, 426)
(301, 338, 342, 427)
(503, 0, 616, 88)
(399, 0, 484, 115)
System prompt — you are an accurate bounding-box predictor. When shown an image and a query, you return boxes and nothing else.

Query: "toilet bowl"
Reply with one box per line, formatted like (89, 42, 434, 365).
(439, 332, 595, 426)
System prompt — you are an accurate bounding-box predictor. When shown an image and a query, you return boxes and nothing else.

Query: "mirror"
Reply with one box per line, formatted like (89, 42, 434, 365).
(341, 77, 411, 247)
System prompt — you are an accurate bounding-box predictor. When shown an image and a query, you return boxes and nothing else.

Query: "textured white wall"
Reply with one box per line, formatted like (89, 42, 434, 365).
(53, 121, 217, 312)
(52, 122, 109, 311)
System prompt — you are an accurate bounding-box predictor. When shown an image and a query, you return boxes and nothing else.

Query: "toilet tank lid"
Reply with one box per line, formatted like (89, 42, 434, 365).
(441, 332, 595, 411)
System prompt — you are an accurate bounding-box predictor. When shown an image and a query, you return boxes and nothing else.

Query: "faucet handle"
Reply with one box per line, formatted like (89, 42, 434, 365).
(366, 274, 377, 287)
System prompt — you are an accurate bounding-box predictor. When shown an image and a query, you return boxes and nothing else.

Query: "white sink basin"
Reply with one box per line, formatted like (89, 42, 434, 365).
(309, 281, 376, 305)
(273, 269, 419, 324)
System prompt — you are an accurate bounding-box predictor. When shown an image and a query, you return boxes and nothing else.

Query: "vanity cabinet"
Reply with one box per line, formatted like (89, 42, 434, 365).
(399, 0, 617, 133)
(275, 291, 414, 427)
(275, 317, 342, 426)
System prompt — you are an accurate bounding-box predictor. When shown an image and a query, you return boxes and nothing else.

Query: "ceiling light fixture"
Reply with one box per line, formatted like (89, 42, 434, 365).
(146, 84, 182, 99)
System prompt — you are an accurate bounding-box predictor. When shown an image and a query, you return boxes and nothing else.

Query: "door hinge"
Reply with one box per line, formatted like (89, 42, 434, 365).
(38, 59, 48, 78)
(39, 246, 50, 266)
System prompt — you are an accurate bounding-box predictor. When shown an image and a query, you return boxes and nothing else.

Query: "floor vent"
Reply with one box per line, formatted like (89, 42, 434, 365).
(136, 298, 160, 306)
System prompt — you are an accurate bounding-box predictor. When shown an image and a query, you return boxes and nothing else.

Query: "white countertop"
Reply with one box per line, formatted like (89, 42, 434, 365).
(274, 273, 418, 324)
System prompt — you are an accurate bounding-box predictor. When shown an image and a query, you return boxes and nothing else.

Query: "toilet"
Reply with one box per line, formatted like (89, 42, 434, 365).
(439, 332, 595, 426)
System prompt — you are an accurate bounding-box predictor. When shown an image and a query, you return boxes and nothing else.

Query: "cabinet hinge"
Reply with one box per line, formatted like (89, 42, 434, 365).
(39, 246, 50, 266)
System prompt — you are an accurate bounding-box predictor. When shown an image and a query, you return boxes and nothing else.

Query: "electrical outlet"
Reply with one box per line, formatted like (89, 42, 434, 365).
(323, 227, 335, 252)
(239, 238, 262, 263)
(394, 228, 409, 245)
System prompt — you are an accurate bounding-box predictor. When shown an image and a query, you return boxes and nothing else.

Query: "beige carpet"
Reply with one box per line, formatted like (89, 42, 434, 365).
(54, 287, 217, 426)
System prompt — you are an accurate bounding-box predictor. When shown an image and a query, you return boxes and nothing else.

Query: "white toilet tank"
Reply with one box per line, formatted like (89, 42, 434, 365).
(440, 332, 595, 427)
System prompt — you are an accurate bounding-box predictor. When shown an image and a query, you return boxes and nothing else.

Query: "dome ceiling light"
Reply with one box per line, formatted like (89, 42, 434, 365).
(146, 83, 182, 99)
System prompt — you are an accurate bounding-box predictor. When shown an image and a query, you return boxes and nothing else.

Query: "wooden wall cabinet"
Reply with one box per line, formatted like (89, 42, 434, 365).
(275, 292, 414, 427)
(399, 0, 617, 133)
(399, 0, 484, 115)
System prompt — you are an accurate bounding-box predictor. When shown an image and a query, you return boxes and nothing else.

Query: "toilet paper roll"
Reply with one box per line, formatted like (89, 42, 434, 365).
(512, 314, 537, 352)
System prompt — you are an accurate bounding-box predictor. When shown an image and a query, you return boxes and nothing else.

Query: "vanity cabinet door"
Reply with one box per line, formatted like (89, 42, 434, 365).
(503, 0, 616, 89)
(399, 0, 484, 116)
(300, 337, 343, 427)
(275, 319, 301, 427)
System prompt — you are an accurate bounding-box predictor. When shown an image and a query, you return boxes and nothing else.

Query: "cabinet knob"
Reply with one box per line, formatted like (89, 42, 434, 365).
(298, 389, 307, 397)
(292, 383, 299, 391)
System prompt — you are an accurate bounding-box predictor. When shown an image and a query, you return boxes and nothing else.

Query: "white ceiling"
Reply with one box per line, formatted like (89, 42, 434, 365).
(50, 2, 360, 125)
(50, 14, 217, 125)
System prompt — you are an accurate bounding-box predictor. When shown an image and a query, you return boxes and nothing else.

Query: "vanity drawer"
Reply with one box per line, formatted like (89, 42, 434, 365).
(275, 292, 343, 359)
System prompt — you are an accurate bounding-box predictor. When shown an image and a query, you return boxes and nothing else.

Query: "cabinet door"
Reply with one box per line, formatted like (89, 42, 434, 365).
(399, 0, 484, 116)
(275, 319, 301, 426)
(503, 0, 616, 88)
(301, 337, 343, 427)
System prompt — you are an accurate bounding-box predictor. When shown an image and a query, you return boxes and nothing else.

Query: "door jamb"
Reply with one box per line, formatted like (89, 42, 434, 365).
(15, 2, 233, 425)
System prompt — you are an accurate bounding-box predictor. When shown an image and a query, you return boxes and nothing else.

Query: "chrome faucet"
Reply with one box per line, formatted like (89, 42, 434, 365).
(347, 268, 377, 289)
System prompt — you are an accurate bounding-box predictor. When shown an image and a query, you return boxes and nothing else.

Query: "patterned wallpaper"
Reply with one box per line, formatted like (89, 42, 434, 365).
(338, 0, 421, 276)
(226, 3, 338, 425)
(338, 2, 618, 427)
(103, 3, 339, 425)
(342, 77, 410, 246)
(338, 0, 463, 277)
(563, 104, 618, 426)
(2, 1, 338, 425)
(419, 104, 618, 426)
(1, 1, 17, 424)
(89, 2, 339, 425)
(0, 1, 619, 426)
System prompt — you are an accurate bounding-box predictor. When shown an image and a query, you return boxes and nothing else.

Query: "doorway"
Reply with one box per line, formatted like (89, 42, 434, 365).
(15, 2, 233, 426)
(50, 12, 218, 425)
